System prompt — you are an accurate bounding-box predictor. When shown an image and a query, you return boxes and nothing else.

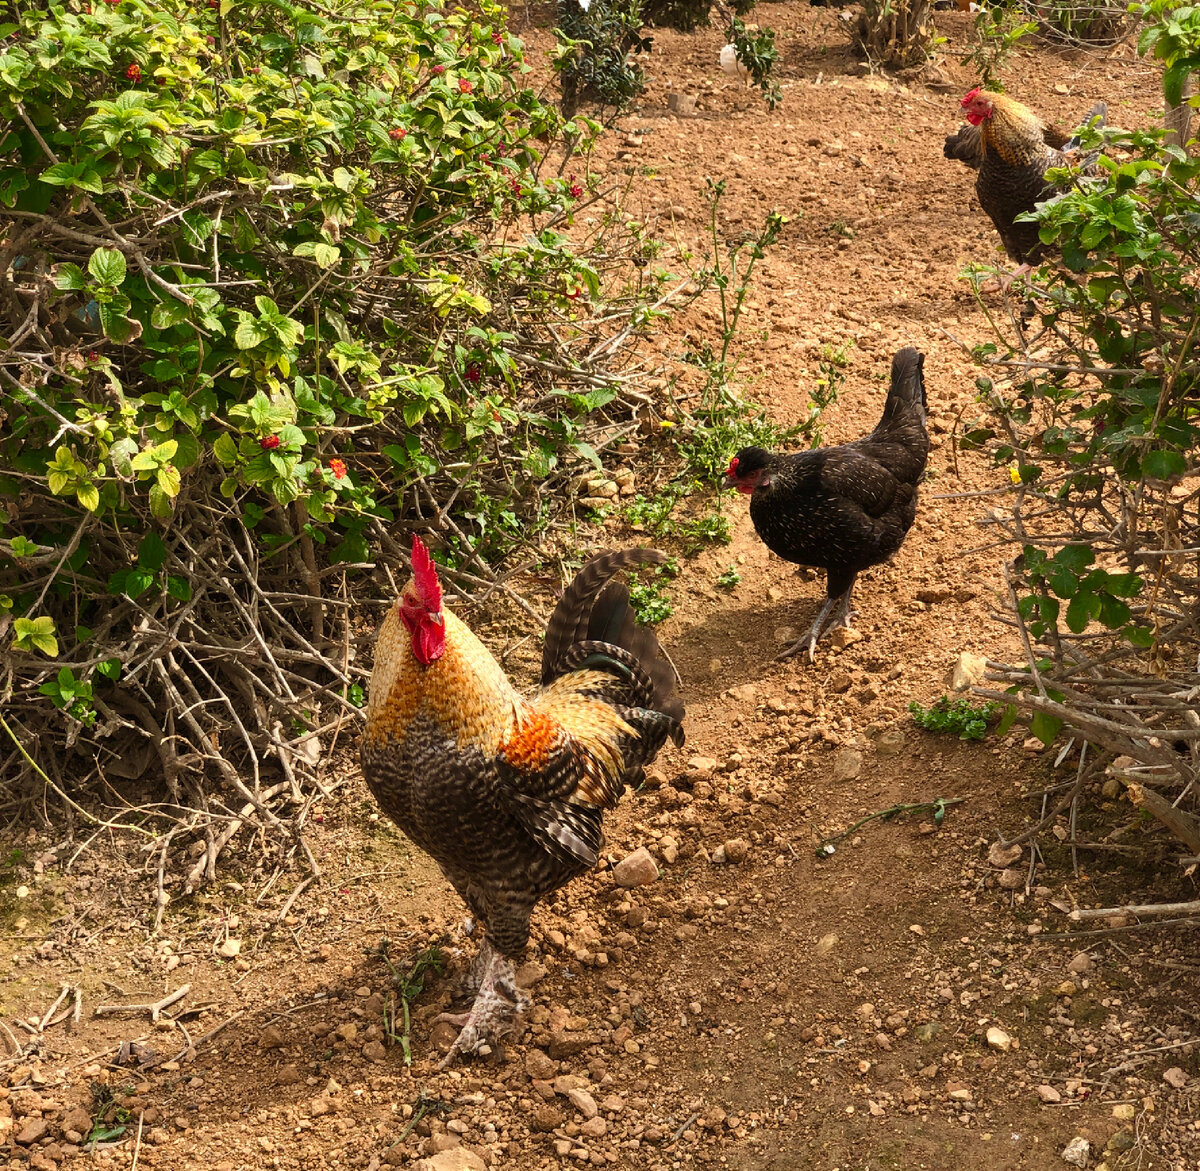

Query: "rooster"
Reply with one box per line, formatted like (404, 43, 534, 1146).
(361, 536, 684, 1066)
(724, 347, 928, 662)
(946, 88, 1106, 270)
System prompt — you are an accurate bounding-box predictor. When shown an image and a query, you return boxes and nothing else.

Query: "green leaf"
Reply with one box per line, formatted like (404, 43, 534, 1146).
(212, 433, 239, 465)
(1029, 709, 1063, 748)
(13, 616, 58, 657)
(148, 483, 175, 518)
(138, 531, 168, 572)
(96, 658, 123, 680)
(1065, 591, 1096, 634)
(995, 703, 1018, 737)
(9, 535, 39, 557)
(1141, 449, 1187, 479)
(166, 576, 192, 602)
(76, 481, 101, 513)
(88, 247, 127, 287)
(1054, 545, 1094, 572)
(53, 263, 88, 292)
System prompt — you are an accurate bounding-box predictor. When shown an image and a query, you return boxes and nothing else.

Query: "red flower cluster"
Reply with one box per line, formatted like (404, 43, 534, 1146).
(260, 435, 281, 450)
(125, 62, 141, 82)
(329, 458, 347, 480)
(464, 364, 482, 384)
(567, 174, 583, 199)
(497, 140, 508, 157)
(389, 127, 407, 141)
(458, 78, 473, 94)
(508, 176, 521, 197)
(491, 31, 503, 44)
(431, 64, 445, 75)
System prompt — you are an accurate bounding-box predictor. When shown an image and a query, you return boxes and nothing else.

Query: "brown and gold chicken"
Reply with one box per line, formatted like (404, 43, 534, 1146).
(945, 88, 1106, 270)
(361, 536, 684, 1066)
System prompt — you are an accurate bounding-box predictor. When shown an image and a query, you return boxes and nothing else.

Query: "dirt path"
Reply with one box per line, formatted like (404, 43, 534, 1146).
(3, 7, 1197, 1171)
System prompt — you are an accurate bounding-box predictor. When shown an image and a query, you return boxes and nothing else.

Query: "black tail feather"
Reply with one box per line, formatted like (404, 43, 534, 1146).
(874, 346, 926, 434)
(541, 548, 684, 726)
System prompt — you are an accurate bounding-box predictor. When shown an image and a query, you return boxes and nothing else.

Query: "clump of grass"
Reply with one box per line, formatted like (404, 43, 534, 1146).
(716, 564, 741, 590)
(372, 939, 445, 1066)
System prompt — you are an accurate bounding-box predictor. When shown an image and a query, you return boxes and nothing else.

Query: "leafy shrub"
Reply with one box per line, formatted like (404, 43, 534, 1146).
(640, 0, 754, 33)
(0, 0, 672, 884)
(962, 2, 1200, 865)
(554, 0, 653, 120)
(853, 0, 935, 70)
(723, 17, 781, 109)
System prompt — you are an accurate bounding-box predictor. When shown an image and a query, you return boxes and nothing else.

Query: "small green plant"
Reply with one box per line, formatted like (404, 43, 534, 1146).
(677, 509, 731, 552)
(801, 343, 852, 449)
(624, 486, 687, 535)
(724, 16, 781, 109)
(909, 697, 1002, 741)
(629, 580, 674, 624)
(716, 564, 741, 589)
(86, 1083, 133, 1146)
(38, 668, 96, 728)
(961, 5, 1037, 88)
(373, 939, 446, 1067)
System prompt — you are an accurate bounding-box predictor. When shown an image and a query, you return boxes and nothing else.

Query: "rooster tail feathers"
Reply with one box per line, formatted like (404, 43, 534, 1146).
(541, 549, 684, 728)
(1082, 100, 1106, 129)
(875, 347, 926, 432)
(541, 548, 664, 683)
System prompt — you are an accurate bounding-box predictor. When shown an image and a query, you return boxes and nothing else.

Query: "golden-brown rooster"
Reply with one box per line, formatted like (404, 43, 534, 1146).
(361, 536, 684, 1066)
(946, 88, 1106, 270)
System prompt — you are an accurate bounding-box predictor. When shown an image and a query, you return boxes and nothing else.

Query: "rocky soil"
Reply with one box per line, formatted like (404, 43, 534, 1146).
(2, 5, 1197, 1171)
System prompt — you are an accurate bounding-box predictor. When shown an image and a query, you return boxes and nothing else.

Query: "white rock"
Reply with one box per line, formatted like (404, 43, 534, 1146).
(1061, 1137, 1090, 1167)
(1163, 1066, 1188, 1089)
(987, 841, 1023, 868)
(413, 1151, 488, 1171)
(945, 651, 986, 692)
(1037, 1085, 1062, 1103)
(218, 938, 241, 958)
(612, 847, 659, 888)
(986, 1027, 1012, 1052)
(567, 1088, 599, 1119)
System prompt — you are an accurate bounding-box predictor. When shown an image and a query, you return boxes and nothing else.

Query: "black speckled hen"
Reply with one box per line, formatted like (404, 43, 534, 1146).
(724, 347, 929, 662)
(361, 536, 684, 1066)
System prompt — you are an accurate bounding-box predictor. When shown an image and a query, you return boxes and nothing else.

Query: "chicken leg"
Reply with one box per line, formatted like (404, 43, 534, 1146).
(434, 938, 528, 1068)
(776, 585, 854, 663)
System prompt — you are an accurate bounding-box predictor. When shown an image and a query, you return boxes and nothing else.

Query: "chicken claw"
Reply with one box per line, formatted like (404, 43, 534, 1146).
(435, 945, 528, 1068)
(776, 589, 853, 664)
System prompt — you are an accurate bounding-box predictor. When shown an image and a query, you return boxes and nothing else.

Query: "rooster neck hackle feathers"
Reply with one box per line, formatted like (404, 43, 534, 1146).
(979, 92, 1051, 168)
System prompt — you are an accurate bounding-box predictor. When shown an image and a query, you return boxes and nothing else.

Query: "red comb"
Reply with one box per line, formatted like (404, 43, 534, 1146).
(728, 456, 740, 475)
(961, 86, 982, 107)
(410, 533, 443, 612)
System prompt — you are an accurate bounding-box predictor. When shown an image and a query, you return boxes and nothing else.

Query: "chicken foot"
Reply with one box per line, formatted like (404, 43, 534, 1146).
(434, 940, 528, 1068)
(776, 587, 854, 663)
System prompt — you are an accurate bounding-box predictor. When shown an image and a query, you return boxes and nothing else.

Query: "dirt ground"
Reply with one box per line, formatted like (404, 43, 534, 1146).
(3, 5, 1199, 1171)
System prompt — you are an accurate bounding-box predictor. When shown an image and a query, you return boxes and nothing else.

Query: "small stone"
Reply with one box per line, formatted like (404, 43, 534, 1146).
(722, 838, 750, 865)
(412, 1151, 487, 1171)
(828, 672, 852, 694)
(815, 933, 839, 955)
(1061, 1136, 1090, 1167)
(526, 1050, 557, 1081)
(1101, 778, 1122, 799)
(667, 92, 697, 115)
(531, 1104, 563, 1132)
(277, 1064, 302, 1085)
(567, 1089, 598, 1119)
(945, 651, 986, 691)
(831, 748, 863, 783)
(1067, 952, 1093, 975)
(997, 868, 1025, 890)
(948, 1088, 972, 1102)
(875, 729, 905, 756)
(258, 1025, 285, 1049)
(601, 1094, 625, 1114)
(1023, 737, 1045, 753)
(830, 626, 862, 649)
(1055, 981, 1077, 997)
(516, 962, 547, 988)
(612, 847, 658, 888)
(1037, 1085, 1062, 1103)
(727, 684, 757, 704)
(986, 1027, 1012, 1052)
(217, 938, 241, 958)
(16, 1119, 49, 1145)
(362, 1041, 386, 1063)
(15, 884, 29, 899)
(914, 1022, 942, 1043)
(1163, 1066, 1188, 1089)
(1111, 1102, 1136, 1120)
(987, 841, 1023, 868)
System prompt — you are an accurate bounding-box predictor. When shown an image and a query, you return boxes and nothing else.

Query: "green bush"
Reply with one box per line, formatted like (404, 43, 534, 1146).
(0, 0, 671, 881)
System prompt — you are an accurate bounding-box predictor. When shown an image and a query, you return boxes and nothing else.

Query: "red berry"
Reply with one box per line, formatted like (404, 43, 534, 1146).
(431, 64, 445, 75)
(389, 127, 407, 140)
(260, 435, 281, 450)
(464, 364, 482, 384)
(125, 62, 141, 81)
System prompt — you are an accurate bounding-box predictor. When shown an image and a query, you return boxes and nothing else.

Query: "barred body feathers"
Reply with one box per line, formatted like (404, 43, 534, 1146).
(360, 537, 684, 1063)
